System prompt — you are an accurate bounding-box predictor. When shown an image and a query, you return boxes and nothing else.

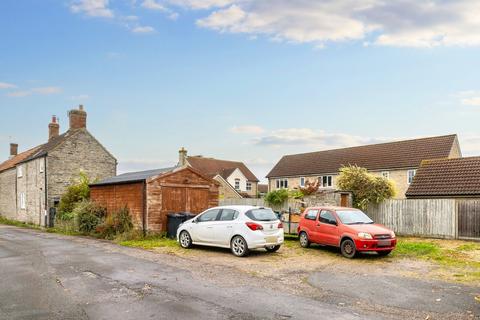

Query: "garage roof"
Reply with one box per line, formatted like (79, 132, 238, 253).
(91, 167, 175, 186)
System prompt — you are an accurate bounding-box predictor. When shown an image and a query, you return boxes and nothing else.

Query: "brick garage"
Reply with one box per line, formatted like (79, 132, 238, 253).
(90, 166, 219, 232)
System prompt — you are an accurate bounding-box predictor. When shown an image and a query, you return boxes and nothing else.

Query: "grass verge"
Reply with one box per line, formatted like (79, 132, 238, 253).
(117, 234, 179, 250)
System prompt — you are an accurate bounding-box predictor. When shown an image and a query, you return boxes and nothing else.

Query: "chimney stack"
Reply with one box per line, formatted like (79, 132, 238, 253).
(48, 115, 60, 140)
(69, 105, 87, 130)
(10, 143, 18, 158)
(178, 147, 188, 166)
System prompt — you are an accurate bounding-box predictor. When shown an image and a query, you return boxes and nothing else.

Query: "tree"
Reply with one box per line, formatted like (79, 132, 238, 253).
(336, 165, 396, 210)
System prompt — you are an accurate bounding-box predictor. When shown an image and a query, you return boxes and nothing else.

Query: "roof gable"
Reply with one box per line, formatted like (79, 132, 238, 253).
(0, 146, 41, 173)
(187, 156, 259, 182)
(266, 134, 458, 178)
(406, 156, 480, 197)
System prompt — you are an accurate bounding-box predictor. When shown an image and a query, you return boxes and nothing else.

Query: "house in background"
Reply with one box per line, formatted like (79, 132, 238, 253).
(178, 148, 260, 199)
(0, 106, 117, 226)
(266, 134, 462, 199)
(406, 156, 480, 199)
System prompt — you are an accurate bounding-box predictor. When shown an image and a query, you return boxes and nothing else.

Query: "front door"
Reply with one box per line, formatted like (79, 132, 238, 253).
(193, 208, 221, 243)
(316, 210, 340, 245)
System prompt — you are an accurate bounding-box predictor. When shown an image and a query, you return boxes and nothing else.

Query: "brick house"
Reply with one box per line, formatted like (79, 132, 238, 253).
(0, 106, 117, 226)
(178, 148, 260, 199)
(266, 134, 462, 199)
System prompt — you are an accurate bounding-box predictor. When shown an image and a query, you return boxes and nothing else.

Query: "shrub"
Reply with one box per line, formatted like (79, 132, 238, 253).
(58, 172, 91, 220)
(337, 165, 396, 210)
(96, 207, 133, 240)
(299, 180, 319, 195)
(73, 200, 106, 234)
(264, 189, 290, 206)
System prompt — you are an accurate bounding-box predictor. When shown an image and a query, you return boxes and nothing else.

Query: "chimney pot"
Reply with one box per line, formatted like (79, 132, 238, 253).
(10, 143, 18, 158)
(178, 147, 188, 166)
(69, 105, 87, 130)
(48, 115, 60, 140)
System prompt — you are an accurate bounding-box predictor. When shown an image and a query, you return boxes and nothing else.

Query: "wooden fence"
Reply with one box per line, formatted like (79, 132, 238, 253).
(367, 199, 480, 240)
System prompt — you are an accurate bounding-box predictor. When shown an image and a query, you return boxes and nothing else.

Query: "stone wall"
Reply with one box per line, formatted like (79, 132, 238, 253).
(16, 158, 46, 225)
(0, 168, 17, 220)
(47, 129, 117, 208)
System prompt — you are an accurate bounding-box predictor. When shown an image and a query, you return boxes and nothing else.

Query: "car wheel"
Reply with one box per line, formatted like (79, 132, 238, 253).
(265, 245, 281, 253)
(377, 250, 392, 257)
(341, 239, 357, 258)
(231, 235, 249, 257)
(179, 231, 192, 249)
(299, 232, 310, 248)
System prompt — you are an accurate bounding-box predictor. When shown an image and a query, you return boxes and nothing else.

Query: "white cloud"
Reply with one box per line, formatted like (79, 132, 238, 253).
(6, 91, 31, 98)
(142, 0, 166, 11)
(461, 135, 480, 155)
(230, 125, 265, 134)
(461, 97, 480, 106)
(70, 94, 90, 101)
(252, 128, 391, 149)
(132, 26, 156, 33)
(190, 0, 480, 47)
(457, 90, 480, 106)
(31, 87, 62, 95)
(0, 82, 16, 89)
(71, 0, 114, 18)
(166, 0, 235, 10)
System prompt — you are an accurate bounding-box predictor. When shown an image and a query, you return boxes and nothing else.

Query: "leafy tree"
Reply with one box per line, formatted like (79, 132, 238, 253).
(58, 172, 91, 220)
(264, 189, 290, 206)
(336, 165, 396, 210)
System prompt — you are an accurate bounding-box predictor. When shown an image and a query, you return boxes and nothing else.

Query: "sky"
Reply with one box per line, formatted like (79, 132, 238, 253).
(1, 0, 480, 182)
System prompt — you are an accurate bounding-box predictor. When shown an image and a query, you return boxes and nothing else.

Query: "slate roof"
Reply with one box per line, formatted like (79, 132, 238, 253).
(91, 167, 175, 186)
(266, 134, 459, 178)
(406, 157, 480, 198)
(187, 156, 259, 182)
(20, 131, 71, 163)
(0, 146, 41, 173)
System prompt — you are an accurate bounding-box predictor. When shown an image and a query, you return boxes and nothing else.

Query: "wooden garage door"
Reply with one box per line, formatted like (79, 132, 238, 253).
(161, 187, 210, 214)
(187, 188, 210, 213)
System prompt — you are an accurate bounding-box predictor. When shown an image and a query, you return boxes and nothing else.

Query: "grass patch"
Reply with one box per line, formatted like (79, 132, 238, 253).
(118, 235, 179, 250)
(0, 215, 41, 229)
(456, 243, 480, 251)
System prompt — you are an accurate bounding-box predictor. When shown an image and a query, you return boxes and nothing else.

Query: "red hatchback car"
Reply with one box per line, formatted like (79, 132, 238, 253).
(298, 206, 397, 258)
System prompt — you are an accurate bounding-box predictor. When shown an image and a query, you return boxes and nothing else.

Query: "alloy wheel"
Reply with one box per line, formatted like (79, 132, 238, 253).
(231, 236, 248, 257)
(180, 231, 191, 248)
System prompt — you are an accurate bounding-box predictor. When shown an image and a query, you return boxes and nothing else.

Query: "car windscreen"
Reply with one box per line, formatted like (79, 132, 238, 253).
(336, 210, 373, 225)
(245, 208, 278, 222)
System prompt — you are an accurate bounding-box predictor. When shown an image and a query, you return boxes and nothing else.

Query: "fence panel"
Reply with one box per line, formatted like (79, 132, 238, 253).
(457, 200, 480, 240)
(367, 199, 457, 239)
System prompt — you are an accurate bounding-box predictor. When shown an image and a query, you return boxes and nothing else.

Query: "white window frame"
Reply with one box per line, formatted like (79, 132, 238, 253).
(39, 161, 44, 173)
(20, 192, 26, 209)
(234, 178, 241, 190)
(300, 177, 305, 187)
(276, 179, 288, 189)
(407, 169, 417, 184)
(320, 175, 333, 188)
(246, 181, 252, 191)
(17, 165, 23, 178)
(381, 171, 390, 179)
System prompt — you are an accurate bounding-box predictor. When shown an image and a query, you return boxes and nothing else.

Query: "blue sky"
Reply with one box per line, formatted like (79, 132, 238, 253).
(1, 0, 480, 182)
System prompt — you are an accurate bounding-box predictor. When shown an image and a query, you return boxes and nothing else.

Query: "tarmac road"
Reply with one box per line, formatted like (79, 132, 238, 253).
(0, 225, 368, 320)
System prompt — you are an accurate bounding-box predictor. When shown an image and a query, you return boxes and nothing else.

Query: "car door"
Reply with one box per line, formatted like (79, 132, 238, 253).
(213, 209, 239, 246)
(302, 209, 320, 242)
(193, 209, 222, 243)
(316, 210, 340, 246)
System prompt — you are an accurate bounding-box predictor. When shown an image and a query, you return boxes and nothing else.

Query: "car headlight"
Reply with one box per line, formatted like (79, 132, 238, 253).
(391, 232, 396, 239)
(358, 232, 373, 239)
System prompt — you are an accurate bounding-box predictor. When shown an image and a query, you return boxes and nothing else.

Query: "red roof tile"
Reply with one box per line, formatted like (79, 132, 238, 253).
(187, 156, 259, 182)
(0, 146, 42, 173)
(266, 134, 458, 178)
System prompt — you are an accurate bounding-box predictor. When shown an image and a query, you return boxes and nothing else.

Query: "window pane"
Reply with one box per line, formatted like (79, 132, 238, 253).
(219, 209, 238, 221)
(198, 209, 221, 222)
(305, 209, 319, 220)
(319, 210, 336, 224)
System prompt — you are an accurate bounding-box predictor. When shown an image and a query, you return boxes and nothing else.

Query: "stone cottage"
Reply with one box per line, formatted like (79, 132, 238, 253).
(0, 106, 117, 226)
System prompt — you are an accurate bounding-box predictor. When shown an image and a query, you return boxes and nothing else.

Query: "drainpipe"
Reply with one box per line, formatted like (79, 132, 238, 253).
(44, 157, 48, 227)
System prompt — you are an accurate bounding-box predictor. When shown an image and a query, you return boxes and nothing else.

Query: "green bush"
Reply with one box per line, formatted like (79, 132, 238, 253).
(73, 200, 106, 234)
(96, 207, 133, 240)
(58, 172, 91, 220)
(264, 189, 290, 206)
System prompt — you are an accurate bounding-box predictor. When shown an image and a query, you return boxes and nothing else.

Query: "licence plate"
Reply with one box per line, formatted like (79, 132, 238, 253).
(378, 240, 391, 247)
(266, 236, 278, 243)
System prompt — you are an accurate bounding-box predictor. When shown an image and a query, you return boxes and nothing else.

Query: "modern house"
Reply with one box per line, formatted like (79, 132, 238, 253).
(0, 106, 117, 226)
(406, 156, 480, 199)
(266, 134, 462, 199)
(178, 148, 260, 199)
(90, 166, 219, 232)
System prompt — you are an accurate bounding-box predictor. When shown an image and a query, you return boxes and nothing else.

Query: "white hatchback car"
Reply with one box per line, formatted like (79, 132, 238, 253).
(176, 205, 284, 257)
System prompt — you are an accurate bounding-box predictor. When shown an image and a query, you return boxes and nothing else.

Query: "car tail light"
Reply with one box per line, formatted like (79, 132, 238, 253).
(246, 222, 263, 231)
(278, 222, 283, 229)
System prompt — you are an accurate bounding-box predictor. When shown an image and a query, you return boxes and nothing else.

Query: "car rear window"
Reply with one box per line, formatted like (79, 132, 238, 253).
(245, 208, 277, 222)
